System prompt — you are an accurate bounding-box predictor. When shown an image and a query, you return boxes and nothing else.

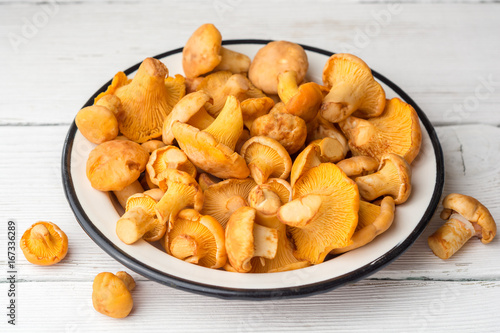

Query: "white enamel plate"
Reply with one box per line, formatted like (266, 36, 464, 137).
(62, 40, 444, 299)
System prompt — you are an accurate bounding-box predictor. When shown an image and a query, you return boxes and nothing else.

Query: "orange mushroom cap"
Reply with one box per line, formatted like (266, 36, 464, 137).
(20, 221, 68, 266)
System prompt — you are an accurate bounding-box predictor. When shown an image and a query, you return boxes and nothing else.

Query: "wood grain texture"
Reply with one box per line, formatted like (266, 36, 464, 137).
(0, 279, 499, 332)
(1, 2, 500, 125)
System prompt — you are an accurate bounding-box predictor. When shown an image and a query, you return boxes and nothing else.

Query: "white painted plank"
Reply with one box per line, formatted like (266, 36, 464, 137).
(0, 279, 499, 332)
(1, 3, 500, 125)
(0, 124, 499, 283)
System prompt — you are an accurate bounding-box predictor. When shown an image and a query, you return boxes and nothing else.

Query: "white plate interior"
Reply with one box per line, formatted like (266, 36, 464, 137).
(69, 44, 437, 290)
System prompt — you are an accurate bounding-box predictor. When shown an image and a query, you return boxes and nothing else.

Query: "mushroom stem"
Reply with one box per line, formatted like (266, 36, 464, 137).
(203, 95, 243, 151)
(253, 224, 278, 260)
(213, 46, 251, 74)
(226, 196, 248, 214)
(116, 207, 157, 245)
(170, 234, 206, 264)
(277, 194, 323, 228)
(428, 213, 476, 260)
(116, 271, 136, 291)
(277, 71, 299, 104)
(248, 157, 274, 185)
(31, 224, 51, 242)
(113, 180, 144, 209)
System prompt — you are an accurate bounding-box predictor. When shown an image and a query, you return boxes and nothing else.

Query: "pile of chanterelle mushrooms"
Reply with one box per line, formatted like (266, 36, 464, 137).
(76, 23, 496, 273)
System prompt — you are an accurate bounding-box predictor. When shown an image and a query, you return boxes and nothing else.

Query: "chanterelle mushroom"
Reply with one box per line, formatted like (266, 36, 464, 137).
(277, 70, 323, 122)
(248, 40, 308, 95)
(155, 169, 204, 228)
(290, 137, 346, 187)
(200, 178, 256, 228)
(355, 153, 412, 205)
(428, 193, 497, 259)
(247, 184, 310, 273)
(240, 136, 292, 185)
(251, 108, 307, 155)
(320, 53, 386, 123)
(92, 271, 135, 319)
(339, 97, 422, 164)
(75, 104, 119, 144)
(166, 209, 227, 269)
(146, 146, 197, 186)
(86, 139, 149, 191)
(20, 221, 68, 266)
(162, 91, 214, 145)
(196, 71, 254, 117)
(182, 23, 251, 78)
(336, 156, 379, 178)
(278, 163, 359, 264)
(225, 206, 279, 273)
(172, 95, 250, 179)
(115, 192, 159, 245)
(241, 97, 275, 130)
(331, 197, 395, 254)
(113, 57, 181, 143)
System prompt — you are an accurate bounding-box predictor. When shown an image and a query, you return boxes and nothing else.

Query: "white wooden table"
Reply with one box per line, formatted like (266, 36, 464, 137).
(1, 1, 499, 332)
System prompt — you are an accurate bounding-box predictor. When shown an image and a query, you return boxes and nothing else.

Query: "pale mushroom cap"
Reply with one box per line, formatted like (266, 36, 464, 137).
(20, 221, 68, 266)
(340, 97, 422, 164)
(92, 272, 134, 319)
(75, 105, 119, 144)
(251, 111, 307, 155)
(248, 41, 309, 95)
(440, 193, 497, 244)
(182, 23, 222, 78)
(240, 136, 292, 184)
(86, 140, 149, 191)
(200, 178, 256, 228)
(172, 121, 250, 179)
(320, 53, 386, 123)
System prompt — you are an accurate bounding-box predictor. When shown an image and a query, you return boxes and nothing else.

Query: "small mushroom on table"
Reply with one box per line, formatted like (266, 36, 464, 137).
(428, 193, 497, 259)
(20, 221, 68, 266)
(320, 53, 386, 123)
(92, 271, 135, 319)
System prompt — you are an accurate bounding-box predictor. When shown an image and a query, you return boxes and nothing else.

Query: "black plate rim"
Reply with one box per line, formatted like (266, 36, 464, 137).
(61, 39, 445, 300)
